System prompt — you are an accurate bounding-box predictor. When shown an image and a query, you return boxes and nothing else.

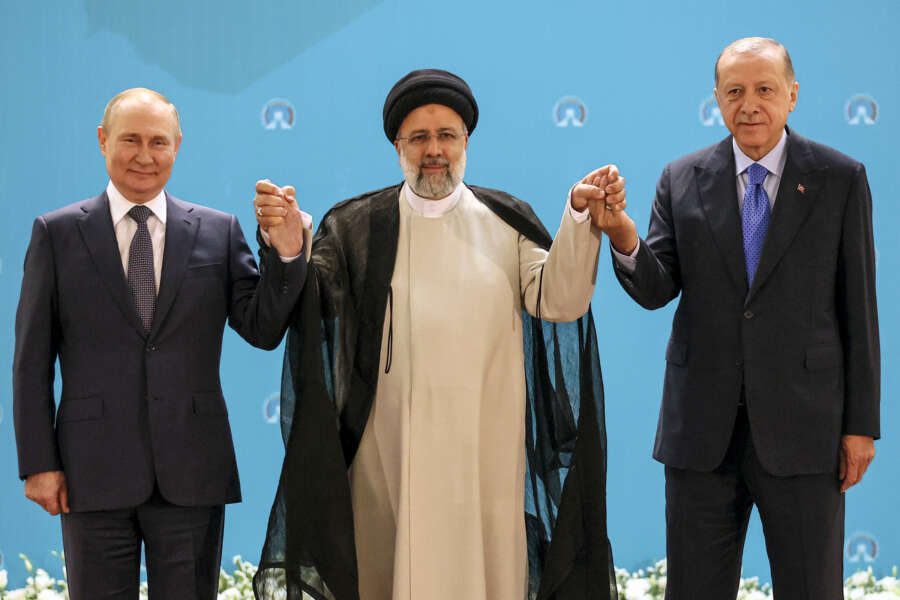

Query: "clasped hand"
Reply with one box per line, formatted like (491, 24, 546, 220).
(253, 179, 304, 257)
(571, 164, 639, 255)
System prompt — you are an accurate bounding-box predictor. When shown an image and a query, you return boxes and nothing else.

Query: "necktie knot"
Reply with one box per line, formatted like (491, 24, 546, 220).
(128, 205, 152, 225)
(747, 163, 768, 187)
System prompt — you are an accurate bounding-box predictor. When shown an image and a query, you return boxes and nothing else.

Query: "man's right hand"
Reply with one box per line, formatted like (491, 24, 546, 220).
(254, 179, 304, 258)
(573, 165, 639, 254)
(25, 470, 69, 515)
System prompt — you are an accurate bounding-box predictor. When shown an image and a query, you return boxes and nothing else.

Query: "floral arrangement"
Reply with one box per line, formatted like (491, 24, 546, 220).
(614, 560, 900, 600)
(1, 554, 898, 599)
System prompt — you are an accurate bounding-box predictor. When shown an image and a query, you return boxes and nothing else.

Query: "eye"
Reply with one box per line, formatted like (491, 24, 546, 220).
(727, 88, 742, 97)
(437, 131, 457, 142)
(409, 133, 428, 145)
(758, 86, 773, 94)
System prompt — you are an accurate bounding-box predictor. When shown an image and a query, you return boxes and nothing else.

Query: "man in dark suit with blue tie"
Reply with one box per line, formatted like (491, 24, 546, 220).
(13, 88, 307, 599)
(585, 38, 880, 598)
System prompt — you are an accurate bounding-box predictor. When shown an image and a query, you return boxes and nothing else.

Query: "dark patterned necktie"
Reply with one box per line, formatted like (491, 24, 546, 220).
(742, 163, 771, 286)
(126, 205, 156, 333)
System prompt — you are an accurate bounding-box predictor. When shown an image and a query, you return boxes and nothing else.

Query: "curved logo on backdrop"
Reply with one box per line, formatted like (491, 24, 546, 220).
(845, 531, 878, 563)
(553, 96, 587, 128)
(699, 95, 724, 127)
(262, 99, 295, 130)
(262, 393, 281, 424)
(845, 94, 878, 125)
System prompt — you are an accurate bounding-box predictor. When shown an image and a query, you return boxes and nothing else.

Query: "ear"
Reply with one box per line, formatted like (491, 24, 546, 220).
(97, 125, 108, 156)
(394, 140, 402, 158)
(712, 85, 721, 107)
(788, 80, 799, 113)
(174, 132, 183, 155)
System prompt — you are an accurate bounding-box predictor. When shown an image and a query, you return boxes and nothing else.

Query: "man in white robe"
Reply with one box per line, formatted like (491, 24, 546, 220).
(253, 69, 624, 600)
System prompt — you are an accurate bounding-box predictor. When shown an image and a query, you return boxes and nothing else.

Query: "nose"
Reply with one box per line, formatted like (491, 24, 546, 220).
(135, 143, 154, 164)
(739, 96, 760, 115)
(425, 134, 442, 156)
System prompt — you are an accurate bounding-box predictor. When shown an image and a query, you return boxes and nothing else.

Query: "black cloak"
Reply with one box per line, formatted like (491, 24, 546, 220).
(254, 184, 617, 600)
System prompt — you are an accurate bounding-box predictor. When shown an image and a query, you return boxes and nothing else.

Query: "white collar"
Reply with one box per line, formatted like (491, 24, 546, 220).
(106, 181, 167, 226)
(403, 182, 464, 218)
(733, 129, 788, 178)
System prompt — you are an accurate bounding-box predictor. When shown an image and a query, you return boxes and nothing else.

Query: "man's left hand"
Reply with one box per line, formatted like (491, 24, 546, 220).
(839, 434, 875, 493)
(253, 180, 304, 257)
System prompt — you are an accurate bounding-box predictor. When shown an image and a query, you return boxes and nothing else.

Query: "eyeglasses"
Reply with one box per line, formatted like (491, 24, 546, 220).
(395, 129, 466, 147)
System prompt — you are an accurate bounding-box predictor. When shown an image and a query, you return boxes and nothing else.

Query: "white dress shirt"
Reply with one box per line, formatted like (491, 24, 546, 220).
(107, 181, 166, 292)
(613, 130, 789, 272)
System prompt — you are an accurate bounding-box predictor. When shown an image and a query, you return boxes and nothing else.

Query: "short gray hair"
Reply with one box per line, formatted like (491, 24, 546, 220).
(714, 37, 795, 85)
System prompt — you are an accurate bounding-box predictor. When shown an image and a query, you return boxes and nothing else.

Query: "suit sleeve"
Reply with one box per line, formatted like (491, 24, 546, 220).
(613, 164, 683, 309)
(13, 217, 63, 479)
(227, 215, 308, 350)
(520, 200, 601, 322)
(837, 164, 880, 438)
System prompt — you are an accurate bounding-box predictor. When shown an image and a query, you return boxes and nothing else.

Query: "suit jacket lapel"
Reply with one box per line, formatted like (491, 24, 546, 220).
(151, 194, 199, 336)
(697, 137, 748, 297)
(746, 132, 824, 303)
(77, 193, 148, 337)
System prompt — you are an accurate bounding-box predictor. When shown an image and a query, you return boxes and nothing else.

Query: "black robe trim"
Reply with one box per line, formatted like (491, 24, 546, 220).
(254, 184, 616, 600)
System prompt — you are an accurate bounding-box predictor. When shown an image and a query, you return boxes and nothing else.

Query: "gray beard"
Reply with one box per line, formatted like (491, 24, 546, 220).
(400, 152, 466, 199)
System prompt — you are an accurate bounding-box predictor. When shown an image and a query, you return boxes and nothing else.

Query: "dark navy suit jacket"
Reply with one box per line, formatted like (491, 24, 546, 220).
(13, 192, 305, 511)
(614, 130, 880, 476)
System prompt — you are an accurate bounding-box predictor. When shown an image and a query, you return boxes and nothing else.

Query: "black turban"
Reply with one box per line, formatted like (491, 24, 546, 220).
(382, 69, 478, 142)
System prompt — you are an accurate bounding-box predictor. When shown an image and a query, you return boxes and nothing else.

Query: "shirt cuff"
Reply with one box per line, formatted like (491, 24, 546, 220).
(611, 241, 639, 273)
(259, 211, 313, 263)
(566, 186, 591, 224)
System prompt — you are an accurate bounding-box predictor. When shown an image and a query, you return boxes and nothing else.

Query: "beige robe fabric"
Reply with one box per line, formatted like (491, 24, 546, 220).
(348, 184, 600, 600)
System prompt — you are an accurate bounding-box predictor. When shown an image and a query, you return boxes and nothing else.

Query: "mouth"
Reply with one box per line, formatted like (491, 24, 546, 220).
(421, 160, 449, 173)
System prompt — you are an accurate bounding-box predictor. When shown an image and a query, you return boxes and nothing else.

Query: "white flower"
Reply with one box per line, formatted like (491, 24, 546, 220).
(848, 570, 872, 586)
(37, 589, 64, 600)
(7, 589, 27, 600)
(847, 588, 865, 599)
(0, 568, 7, 589)
(624, 577, 652, 599)
(218, 589, 243, 600)
(33, 568, 54, 590)
(876, 576, 900, 591)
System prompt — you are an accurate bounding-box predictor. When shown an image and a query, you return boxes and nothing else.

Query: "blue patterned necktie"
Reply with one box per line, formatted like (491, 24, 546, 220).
(126, 205, 156, 333)
(742, 163, 771, 286)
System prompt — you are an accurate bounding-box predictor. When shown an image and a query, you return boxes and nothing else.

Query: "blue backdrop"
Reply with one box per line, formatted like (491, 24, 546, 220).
(1, 0, 896, 588)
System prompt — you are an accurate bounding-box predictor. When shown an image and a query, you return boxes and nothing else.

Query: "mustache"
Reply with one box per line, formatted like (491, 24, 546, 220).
(420, 158, 450, 169)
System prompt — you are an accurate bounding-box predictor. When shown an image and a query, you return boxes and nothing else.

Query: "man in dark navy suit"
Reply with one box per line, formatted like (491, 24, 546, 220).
(588, 38, 880, 598)
(13, 88, 307, 599)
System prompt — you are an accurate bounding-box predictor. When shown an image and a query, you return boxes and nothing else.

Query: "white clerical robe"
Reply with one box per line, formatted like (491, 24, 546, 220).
(348, 183, 600, 600)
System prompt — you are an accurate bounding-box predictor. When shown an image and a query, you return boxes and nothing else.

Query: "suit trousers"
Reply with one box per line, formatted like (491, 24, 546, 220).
(664, 405, 844, 600)
(61, 487, 225, 600)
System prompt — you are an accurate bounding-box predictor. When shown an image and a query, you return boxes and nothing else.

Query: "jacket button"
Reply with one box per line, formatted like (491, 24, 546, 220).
(146, 344, 158, 352)
(743, 310, 754, 320)
(735, 359, 743, 367)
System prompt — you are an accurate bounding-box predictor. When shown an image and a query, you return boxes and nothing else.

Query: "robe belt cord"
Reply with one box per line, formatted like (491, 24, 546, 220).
(384, 285, 394, 374)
